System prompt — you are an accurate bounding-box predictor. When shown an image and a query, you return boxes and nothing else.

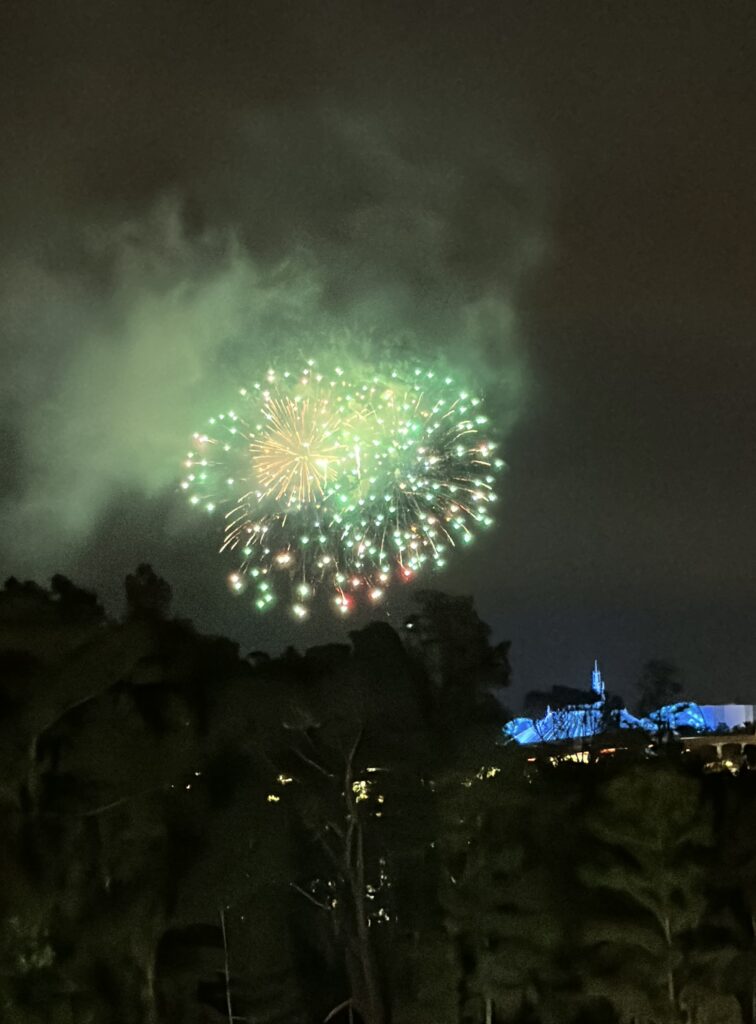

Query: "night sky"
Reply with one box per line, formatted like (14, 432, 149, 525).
(1, 0, 755, 704)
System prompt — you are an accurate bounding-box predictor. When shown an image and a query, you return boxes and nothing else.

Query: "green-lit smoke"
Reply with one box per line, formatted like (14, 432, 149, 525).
(0, 107, 542, 581)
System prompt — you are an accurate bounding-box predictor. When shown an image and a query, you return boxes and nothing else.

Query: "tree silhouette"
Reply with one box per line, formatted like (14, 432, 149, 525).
(720, 776, 756, 1024)
(125, 564, 172, 620)
(1, 570, 752, 1023)
(441, 761, 572, 1023)
(636, 659, 683, 717)
(580, 763, 713, 1023)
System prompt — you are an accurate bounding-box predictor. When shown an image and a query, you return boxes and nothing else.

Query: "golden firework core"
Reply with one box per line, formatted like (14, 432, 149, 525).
(250, 398, 343, 504)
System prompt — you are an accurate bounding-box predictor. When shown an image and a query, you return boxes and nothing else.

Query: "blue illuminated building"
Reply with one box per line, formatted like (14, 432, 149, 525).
(503, 662, 755, 746)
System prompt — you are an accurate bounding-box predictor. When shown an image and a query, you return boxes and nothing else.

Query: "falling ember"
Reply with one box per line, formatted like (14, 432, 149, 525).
(181, 361, 502, 616)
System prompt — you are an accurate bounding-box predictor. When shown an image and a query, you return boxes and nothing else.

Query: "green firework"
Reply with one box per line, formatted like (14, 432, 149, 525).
(182, 361, 503, 618)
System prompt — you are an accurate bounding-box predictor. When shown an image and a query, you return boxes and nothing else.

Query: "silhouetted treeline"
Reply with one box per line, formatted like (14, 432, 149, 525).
(0, 567, 753, 1024)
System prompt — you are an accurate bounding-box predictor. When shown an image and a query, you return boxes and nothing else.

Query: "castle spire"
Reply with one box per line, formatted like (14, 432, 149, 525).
(592, 659, 605, 699)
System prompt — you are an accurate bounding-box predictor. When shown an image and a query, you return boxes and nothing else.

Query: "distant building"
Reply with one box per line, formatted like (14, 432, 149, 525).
(503, 661, 755, 746)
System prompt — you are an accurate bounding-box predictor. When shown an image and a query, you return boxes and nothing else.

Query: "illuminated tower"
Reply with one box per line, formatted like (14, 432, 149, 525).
(591, 659, 605, 700)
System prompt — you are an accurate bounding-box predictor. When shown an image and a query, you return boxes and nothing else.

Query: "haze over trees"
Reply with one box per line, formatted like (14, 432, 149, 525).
(0, 568, 753, 1024)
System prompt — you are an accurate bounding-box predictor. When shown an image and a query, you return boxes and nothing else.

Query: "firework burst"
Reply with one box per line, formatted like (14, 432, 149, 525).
(182, 361, 503, 618)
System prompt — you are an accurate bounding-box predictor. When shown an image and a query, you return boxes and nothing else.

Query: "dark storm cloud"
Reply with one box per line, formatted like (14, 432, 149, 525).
(1, 0, 754, 699)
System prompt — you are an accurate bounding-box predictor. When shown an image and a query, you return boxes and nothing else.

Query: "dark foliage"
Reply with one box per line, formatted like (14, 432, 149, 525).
(0, 569, 752, 1023)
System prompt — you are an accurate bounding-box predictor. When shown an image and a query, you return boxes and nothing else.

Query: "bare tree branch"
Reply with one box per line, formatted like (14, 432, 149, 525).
(324, 998, 353, 1022)
(290, 882, 332, 912)
(292, 745, 336, 781)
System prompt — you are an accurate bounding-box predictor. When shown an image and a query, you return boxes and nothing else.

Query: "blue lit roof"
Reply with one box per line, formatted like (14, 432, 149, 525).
(503, 664, 754, 746)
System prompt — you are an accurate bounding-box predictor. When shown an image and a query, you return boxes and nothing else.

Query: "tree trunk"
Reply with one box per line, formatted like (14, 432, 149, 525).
(142, 956, 158, 1024)
(344, 737, 388, 1024)
(751, 914, 756, 1024)
(220, 908, 235, 1024)
(24, 734, 40, 813)
(662, 914, 677, 1020)
(348, 820, 387, 1024)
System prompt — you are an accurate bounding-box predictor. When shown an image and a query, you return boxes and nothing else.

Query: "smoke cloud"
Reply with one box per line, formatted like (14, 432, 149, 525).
(0, 101, 542, 582)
